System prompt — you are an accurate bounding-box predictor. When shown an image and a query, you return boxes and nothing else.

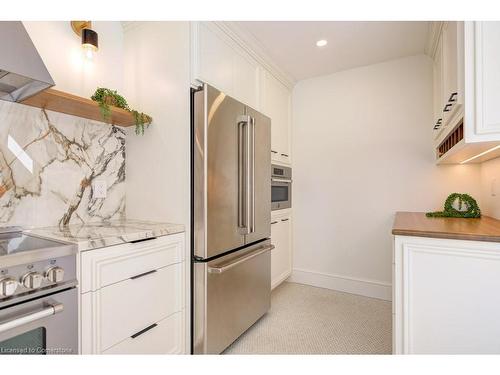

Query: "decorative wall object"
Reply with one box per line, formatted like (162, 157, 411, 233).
(0, 100, 125, 228)
(426, 193, 481, 218)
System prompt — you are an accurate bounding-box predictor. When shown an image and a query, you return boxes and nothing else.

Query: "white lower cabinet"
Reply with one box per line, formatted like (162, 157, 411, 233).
(393, 235, 500, 354)
(80, 233, 186, 354)
(103, 312, 184, 355)
(270, 210, 292, 289)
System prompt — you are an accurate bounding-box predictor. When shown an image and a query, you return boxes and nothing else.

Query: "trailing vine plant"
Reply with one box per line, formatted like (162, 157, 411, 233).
(91, 88, 152, 135)
(426, 193, 481, 218)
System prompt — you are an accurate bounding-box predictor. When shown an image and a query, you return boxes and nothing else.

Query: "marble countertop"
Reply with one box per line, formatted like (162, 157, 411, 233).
(26, 219, 185, 251)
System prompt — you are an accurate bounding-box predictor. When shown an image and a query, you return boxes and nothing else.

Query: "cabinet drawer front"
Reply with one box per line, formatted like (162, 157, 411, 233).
(81, 233, 184, 292)
(103, 312, 184, 354)
(99, 263, 184, 351)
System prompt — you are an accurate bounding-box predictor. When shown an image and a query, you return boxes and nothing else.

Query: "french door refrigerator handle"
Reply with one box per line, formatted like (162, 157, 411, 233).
(207, 244, 274, 274)
(249, 115, 255, 234)
(237, 115, 251, 234)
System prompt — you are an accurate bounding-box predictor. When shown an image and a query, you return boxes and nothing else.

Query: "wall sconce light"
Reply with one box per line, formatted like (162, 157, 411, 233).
(71, 21, 98, 60)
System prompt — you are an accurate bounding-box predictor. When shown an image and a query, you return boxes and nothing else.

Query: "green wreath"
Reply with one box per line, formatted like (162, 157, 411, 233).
(426, 193, 481, 218)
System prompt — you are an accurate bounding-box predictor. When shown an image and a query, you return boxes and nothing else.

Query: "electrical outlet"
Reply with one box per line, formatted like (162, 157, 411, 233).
(92, 179, 107, 199)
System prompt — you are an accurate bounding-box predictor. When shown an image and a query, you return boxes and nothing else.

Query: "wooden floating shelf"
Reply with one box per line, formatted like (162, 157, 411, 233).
(21, 88, 136, 127)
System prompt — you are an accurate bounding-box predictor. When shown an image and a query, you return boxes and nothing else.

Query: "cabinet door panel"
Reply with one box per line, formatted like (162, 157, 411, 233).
(441, 22, 464, 130)
(433, 35, 444, 141)
(103, 312, 184, 354)
(475, 21, 500, 136)
(400, 240, 500, 354)
(261, 71, 291, 164)
(98, 263, 184, 351)
(270, 213, 292, 289)
(198, 23, 233, 94)
(233, 51, 259, 109)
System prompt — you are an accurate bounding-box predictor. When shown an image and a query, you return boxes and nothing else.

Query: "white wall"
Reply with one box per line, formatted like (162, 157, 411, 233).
(290, 55, 482, 299)
(123, 22, 190, 226)
(480, 157, 500, 220)
(23, 21, 124, 97)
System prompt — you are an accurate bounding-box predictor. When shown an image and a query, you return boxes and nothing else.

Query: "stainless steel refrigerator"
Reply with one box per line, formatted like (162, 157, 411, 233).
(191, 83, 273, 354)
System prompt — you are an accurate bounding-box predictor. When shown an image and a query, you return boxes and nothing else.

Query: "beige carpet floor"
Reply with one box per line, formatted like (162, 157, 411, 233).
(223, 281, 392, 354)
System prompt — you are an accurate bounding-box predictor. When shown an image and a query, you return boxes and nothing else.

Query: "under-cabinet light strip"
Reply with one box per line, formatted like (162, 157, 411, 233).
(460, 145, 500, 164)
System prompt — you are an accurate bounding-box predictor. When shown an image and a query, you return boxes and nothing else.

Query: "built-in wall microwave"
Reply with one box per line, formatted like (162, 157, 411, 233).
(271, 164, 292, 211)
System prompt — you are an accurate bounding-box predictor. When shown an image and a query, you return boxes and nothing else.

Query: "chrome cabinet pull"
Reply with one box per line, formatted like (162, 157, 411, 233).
(448, 92, 458, 102)
(443, 103, 452, 112)
(208, 244, 274, 274)
(130, 269, 157, 280)
(0, 302, 63, 334)
(131, 323, 158, 339)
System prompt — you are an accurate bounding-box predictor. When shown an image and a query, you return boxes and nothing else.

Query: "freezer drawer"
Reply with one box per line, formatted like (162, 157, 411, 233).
(193, 240, 273, 354)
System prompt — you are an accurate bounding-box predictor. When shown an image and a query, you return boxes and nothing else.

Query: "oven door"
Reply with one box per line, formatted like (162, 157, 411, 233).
(271, 178, 291, 210)
(0, 287, 77, 355)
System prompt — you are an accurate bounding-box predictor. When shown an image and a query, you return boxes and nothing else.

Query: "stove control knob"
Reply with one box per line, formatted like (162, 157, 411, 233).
(0, 277, 18, 297)
(21, 272, 43, 289)
(45, 266, 64, 283)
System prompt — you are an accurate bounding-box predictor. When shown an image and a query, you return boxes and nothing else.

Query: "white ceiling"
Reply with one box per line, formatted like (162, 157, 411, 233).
(233, 21, 430, 82)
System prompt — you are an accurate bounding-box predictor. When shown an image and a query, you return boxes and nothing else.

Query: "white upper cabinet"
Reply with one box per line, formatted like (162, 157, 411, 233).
(465, 21, 500, 141)
(260, 70, 292, 164)
(432, 36, 444, 140)
(232, 50, 259, 109)
(192, 22, 259, 109)
(441, 22, 464, 129)
(191, 22, 293, 165)
(432, 21, 500, 164)
(196, 22, 234, 95)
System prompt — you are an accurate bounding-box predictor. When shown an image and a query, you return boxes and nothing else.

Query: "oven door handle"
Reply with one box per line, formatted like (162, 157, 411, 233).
(207, 244, 274, 274)
(271, 178, 292, 183)
(0, 302, 64, 334)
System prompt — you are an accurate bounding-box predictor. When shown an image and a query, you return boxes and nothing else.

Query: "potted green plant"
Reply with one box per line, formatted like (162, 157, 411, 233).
(91, 88, 152, 135)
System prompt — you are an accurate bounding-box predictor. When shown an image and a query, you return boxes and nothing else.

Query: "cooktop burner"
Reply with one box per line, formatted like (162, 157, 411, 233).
(0, 233, 71, 257)
(0, 230, 77, 305)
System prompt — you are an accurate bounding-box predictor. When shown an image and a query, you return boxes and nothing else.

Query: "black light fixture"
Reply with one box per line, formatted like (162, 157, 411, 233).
(71, 21, 98, 60)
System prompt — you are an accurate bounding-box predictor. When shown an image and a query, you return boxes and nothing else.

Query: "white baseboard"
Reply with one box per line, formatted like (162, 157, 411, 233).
(271, 270, 292, 290)
(288, 268, 392, 301)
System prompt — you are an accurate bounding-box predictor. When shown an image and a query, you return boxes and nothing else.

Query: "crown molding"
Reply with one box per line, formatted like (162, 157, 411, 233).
(121, 21, 296, 90)
(213, 21, 296, 90)
(425, 21, 444, 59)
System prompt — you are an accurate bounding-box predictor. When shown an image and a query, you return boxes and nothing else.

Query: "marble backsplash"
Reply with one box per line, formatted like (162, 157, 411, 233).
(0, 100, 125, 228)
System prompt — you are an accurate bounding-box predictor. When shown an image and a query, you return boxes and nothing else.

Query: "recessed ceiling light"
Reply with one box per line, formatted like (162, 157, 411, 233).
(316, 39, 328, 47)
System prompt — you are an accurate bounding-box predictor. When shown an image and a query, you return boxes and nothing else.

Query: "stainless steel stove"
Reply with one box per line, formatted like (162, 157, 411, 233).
(0, 229, 78, 355)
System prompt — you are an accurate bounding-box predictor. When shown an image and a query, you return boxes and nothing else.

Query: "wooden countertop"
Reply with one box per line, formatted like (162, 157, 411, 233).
(392, 212, 500, 242)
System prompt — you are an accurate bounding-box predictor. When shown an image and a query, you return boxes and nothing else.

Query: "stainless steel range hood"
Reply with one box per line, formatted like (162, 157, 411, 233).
(0, 21, 54, 102)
